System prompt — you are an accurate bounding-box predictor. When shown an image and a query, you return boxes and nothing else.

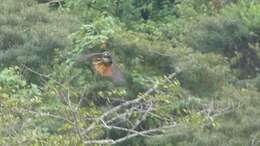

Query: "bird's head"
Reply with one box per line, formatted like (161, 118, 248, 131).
(91, 51, 112, 65)
(101, 51, 112, 64)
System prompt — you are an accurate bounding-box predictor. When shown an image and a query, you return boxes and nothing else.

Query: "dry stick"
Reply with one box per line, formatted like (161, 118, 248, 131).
(133, 107, 171, 122)
(22, 65, 60, 85)
(65, 90, 84, 142)
(84, 139, 115, 145)
(112, 124, 177, 144)
(99, 119, 150, 137)
(131, 101, 153, 131)
(84, 104, 236, 146)
(106, 108, 135, 124)
(84, 124, 178, 145)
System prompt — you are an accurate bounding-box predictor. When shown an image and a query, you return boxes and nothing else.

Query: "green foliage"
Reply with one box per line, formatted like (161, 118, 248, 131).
(176, 51, 232, 96)
(65, 0, 177, 23)
(184, 17, 247, 53)
(0, 68, 85, 146)
(0, 0, 79, 71)
(1, 0, 260, 145)
(183, 1, 260, 78)
(0, 67, 42, 145)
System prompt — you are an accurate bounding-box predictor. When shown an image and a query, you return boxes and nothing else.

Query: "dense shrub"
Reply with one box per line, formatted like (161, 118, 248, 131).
(1, 0, 260, 145)
(177, 52, 232, 96)
(0, 0, 79, 71)
(184, 1, 260, 78)
(65, 0, 178, 23)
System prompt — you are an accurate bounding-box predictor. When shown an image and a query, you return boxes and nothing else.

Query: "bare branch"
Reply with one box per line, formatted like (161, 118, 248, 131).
(22, 65, 63, 87)
(131, 101, 153, 130)
(65, 89, 84, 141)
(82, 72, 177, 135)
(82, 83, 159, 135)
(83, 124, 178, 145)
(84, 139, 114, 145)
(106, 108, 135, 124)
(99, 119, 150, 137)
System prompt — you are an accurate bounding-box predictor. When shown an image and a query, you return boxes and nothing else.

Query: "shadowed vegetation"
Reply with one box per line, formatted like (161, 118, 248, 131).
(0, 0, 259, 145)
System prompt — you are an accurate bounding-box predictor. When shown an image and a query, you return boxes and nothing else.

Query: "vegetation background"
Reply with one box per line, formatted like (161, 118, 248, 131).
(0, 0, 259, 145)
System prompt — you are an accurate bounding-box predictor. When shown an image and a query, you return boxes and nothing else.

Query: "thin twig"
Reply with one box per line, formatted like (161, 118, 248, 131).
(100, 119, 150, 137)
(17, 109, 73, 125)
(65, 89, 84, 141)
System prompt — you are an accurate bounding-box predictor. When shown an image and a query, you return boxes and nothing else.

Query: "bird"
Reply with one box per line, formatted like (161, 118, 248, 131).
(76, 51, 126, 85)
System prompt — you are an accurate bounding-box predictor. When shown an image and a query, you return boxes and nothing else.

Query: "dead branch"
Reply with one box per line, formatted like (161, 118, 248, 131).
(82, 76, 161, 135)
(131, 101, 153, 130)
(84, 124, 177, 145)
(81, 72, 178, 144)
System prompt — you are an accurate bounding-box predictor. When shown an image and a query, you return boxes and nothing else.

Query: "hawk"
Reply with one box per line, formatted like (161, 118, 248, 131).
(76, 51, 125, 84)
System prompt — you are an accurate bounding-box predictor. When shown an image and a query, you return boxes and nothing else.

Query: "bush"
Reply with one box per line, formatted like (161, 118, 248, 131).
(0, 0, 79, 72)
(1, 0, 260, 145)
(183, 1, 260, 78)
(175, 50, 232, 96)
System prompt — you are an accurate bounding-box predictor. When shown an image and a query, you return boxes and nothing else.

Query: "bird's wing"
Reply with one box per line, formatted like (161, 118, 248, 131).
(111, 60, 126, 85)
(73, 53, 103, 62)
(111, 64, 125, 85)
(84, 53, 103, 59)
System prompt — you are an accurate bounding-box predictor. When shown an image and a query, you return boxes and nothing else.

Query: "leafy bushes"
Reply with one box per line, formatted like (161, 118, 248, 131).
(0, 68, 42, 145)
(0, 0, 79, 70)
(1, 0, 260, 145)
(177, 53, 231, 96)
(0, 67, 83, 145)
(184, 17, 247, 53)
(65, 0, 178, 23)
(183, 1, 260, 78)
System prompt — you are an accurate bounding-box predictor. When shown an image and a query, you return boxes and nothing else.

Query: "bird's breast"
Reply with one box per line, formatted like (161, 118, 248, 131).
(94, 63, 112, 77)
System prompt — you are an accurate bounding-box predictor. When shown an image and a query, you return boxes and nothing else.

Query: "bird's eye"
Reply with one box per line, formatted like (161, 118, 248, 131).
(94, 57, 102, 61)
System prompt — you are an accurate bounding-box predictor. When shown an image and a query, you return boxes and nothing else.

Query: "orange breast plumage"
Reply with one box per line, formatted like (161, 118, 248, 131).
(94, 63, 112, 77)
